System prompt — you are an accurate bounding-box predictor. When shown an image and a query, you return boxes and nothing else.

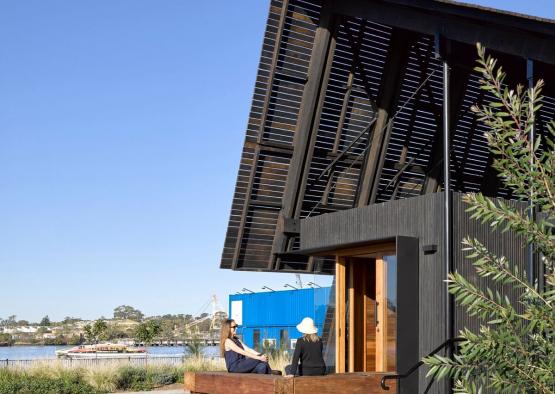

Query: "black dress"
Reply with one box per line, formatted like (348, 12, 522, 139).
(223, 337, 271, 374)
(287, 337, 326, 376)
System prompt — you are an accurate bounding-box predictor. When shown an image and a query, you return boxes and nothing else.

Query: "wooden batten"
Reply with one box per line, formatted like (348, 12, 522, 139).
(375, 258, 387, 371)
(335, 256, 346, 373)
(348, 261, 355, 372)
(362, 265, 368, 372)
(327, 242, 396, 257)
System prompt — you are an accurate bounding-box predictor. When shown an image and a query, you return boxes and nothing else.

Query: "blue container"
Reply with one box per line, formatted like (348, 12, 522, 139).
(228, 287, 331, 351)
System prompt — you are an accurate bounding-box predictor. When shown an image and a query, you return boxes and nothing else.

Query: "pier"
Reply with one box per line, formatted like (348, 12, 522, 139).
(133, 336, 218, 347)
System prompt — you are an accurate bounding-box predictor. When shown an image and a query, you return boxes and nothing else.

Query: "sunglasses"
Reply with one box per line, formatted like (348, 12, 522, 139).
(231, 325, 238, 329)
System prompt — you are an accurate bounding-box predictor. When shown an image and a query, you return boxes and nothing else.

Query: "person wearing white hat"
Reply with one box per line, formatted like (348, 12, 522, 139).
(285, 317, 326, 376)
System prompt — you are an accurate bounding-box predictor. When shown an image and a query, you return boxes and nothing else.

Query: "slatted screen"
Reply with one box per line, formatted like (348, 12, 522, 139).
(221, 0, 319, 270)
(221, 0, 555, 272)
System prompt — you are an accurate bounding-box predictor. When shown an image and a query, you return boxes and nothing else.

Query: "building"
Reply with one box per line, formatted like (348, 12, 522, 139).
(1, 326, 38, 335)
(229, 287, 331, 352)
(220, 1, 555, 392)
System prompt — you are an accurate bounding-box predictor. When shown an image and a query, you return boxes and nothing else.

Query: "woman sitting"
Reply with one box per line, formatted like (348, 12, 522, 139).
(285, 317, 326, 376)
(220, 319, 272, 374)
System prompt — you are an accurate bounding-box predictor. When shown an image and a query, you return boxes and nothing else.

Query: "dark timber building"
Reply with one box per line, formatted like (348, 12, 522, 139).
(219, 1, 555, 392)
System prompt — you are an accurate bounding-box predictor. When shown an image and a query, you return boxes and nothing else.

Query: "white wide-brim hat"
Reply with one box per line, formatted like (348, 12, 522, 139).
(296, 317, 318, 335)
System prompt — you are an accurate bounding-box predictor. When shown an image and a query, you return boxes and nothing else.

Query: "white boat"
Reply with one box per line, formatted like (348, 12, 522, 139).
(56, 343, 146, 358)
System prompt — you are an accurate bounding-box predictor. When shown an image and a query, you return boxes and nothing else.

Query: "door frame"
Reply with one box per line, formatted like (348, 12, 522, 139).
(331, 236, 420, 393)
(334, 242, 396, 373)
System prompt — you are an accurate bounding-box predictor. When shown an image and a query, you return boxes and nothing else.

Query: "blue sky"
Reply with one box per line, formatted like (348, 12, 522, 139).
(0, 0, 553, 322)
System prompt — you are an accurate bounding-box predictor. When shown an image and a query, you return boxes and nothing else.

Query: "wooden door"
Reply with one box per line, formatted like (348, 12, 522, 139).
(335, 244, 397, 373)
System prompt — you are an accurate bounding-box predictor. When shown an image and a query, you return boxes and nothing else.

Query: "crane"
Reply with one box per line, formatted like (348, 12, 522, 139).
(295, 274, 303, 289)
(184, 295, 226, 336)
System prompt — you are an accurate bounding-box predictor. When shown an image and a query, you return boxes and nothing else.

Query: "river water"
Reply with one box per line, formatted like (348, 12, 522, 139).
(0, 345, 220, 360)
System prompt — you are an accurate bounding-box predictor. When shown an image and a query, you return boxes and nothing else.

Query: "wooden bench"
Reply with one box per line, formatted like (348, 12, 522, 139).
(184, 371, 396, 394)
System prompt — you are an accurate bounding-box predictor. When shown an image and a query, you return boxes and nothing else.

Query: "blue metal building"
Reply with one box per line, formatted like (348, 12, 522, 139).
(228, 287, 331, 351)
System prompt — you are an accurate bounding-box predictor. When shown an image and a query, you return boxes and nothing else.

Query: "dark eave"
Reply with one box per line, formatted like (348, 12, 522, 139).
(333, 0, 555, 64)
(220, 0, 555, 273)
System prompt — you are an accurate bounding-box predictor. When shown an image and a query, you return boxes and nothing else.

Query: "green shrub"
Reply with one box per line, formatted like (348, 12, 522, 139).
(114, 366, 148, 391)
(146, 368, 177, 387)
(0, 369, 23, 394)
(0, 368, 99, 394)
(84, 367, 117, 393)
(0, 357, 225, 393)
(112, 365, 181, 391)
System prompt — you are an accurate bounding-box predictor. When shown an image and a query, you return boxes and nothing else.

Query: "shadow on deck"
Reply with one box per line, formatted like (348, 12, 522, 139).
(184, 371, 396, 394)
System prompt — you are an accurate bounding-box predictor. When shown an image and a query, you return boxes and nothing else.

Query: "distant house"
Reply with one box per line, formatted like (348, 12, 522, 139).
(2, 326, 38, 334)
(110, 319, 140, 328)
(75, 321, 93, 329)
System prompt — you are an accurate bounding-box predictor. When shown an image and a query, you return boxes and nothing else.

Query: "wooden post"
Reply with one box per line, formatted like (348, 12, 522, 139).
(348, 260, 355, 372)
(356, 29, 415, 206)
(335, 256, 346, 373)
(375, 258, 388, 371)
(362, 263, 368, 372)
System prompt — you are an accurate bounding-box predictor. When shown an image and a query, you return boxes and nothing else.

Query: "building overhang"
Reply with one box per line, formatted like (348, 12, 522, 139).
(300, 192, 443, 253)
(220, 0, 555, 274)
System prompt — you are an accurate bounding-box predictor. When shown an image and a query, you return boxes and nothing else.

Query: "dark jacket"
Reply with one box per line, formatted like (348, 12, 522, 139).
(289, 336, 325, 376)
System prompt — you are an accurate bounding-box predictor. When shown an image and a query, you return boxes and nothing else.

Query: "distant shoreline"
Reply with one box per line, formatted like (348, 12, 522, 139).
(0, 343, 69, 347)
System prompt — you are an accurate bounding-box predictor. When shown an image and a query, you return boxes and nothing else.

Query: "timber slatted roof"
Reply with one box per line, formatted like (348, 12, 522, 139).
(221, 0, 555, 273)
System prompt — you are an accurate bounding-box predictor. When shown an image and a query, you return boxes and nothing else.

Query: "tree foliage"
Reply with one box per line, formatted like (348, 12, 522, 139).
(134, 320, 162, 345)
(423, 43, 555, 393)
(6, 316, 16, 328)
(62, 316, 80, 325)
(113, 305, 144, 322)
(0, 333, 14, 346)
(83, 319, 108, 344)
(185, 334, 205, 358)
(39, 316, 51, 327)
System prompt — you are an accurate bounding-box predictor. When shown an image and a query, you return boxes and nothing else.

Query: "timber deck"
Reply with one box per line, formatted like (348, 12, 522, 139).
(184, 371, 396, 394)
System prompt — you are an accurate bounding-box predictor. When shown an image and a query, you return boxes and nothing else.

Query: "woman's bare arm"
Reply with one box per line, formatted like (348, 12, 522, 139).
(225, 339, 267, 361)
(241, 342, 261, 357)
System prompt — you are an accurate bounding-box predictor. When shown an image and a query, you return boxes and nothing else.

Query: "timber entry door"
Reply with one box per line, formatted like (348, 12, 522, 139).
(335, 243, 397, 373)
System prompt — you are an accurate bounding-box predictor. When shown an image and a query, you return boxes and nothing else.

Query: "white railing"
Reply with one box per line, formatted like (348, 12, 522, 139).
(0, 356, 191, 369)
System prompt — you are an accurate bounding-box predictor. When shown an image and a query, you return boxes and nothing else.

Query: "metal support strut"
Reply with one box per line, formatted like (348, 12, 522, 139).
(527, 58, 535, 286)
(441, 37, 454, 384)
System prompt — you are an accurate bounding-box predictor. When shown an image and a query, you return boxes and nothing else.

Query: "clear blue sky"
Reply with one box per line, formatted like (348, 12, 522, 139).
(0, 0, 553, 323)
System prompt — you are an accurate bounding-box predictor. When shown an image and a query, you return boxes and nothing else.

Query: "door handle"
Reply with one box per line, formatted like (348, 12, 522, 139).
(374, 301, 379, 327)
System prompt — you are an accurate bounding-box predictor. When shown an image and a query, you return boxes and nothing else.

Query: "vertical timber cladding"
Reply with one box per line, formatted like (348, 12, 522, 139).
(452, 194, 528, 334)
